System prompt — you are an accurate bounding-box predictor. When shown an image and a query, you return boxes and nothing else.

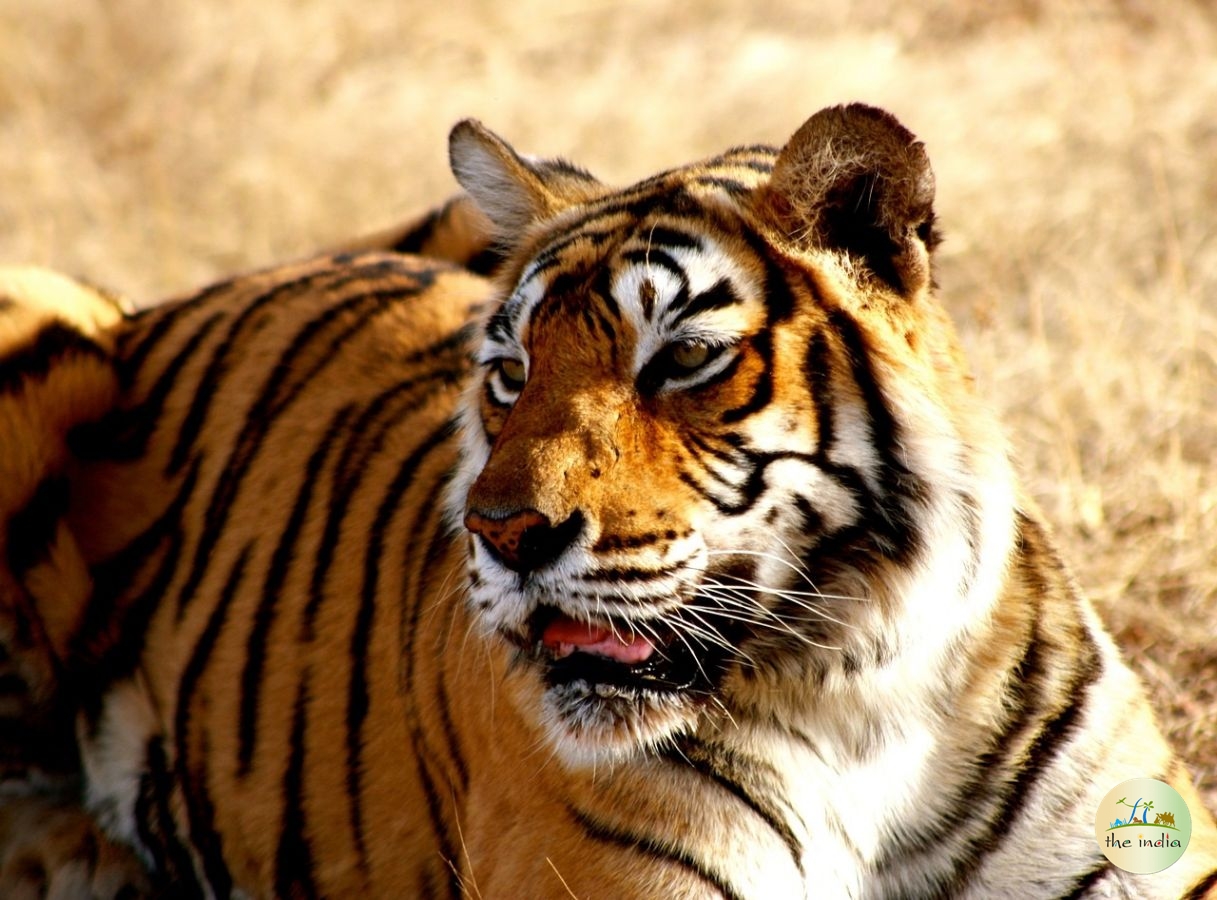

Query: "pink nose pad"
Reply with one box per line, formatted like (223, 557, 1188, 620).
(464, 508, 585, 574)
(464, 509, 552, 570)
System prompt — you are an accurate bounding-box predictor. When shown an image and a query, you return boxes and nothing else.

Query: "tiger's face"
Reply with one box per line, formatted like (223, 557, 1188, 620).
(447, 106, 1005, 766)
(460, 197, 823, 761)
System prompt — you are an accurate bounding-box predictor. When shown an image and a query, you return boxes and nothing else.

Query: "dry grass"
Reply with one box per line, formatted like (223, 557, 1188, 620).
(2, 0, 1214, 807)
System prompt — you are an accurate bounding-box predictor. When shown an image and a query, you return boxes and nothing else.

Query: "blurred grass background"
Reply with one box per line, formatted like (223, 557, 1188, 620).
(2, 0, 1214, 807)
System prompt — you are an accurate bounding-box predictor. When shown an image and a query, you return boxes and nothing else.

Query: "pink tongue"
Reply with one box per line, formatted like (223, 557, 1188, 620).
(541, 617, 655, 665)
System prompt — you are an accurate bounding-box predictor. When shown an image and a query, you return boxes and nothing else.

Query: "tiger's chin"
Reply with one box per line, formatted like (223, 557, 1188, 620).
(538, 680, 702, 768)
(503, 606, 722, 767)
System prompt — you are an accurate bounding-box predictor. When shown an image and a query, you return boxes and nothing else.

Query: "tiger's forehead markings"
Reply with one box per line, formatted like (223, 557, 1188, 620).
(483, 217, 760, 370)
(612, 230, 760, 376)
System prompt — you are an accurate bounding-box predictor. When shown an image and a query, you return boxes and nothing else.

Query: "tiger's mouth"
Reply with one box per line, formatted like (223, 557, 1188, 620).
(511, 606, 715, 698)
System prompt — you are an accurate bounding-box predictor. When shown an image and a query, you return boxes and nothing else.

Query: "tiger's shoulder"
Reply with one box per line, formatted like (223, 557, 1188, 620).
(0, 241, 492, 897)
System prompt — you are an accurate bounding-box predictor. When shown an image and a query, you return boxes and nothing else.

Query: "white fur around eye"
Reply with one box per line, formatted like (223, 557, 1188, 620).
(486, 358, 527, 404)
(498, 358, 526, 388)
(649, 340, 738, 394)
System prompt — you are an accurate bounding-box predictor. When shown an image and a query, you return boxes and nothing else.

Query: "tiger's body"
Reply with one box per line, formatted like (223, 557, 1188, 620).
(1, 105, 1215, 898)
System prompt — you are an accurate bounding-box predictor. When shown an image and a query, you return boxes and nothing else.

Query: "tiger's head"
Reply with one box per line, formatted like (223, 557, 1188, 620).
(446, 105, 1016, 766)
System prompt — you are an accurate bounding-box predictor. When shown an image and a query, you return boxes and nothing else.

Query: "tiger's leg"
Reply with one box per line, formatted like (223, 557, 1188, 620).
(0, 267, 153, 897)
(0, 789, 151, 900)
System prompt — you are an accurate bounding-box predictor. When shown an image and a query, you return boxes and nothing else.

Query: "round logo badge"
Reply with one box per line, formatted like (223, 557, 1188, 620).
(1095, 777, 1192, 874)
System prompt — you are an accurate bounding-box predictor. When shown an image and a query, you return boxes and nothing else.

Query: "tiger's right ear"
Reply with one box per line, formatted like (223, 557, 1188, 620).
(448, 120, 603, 243)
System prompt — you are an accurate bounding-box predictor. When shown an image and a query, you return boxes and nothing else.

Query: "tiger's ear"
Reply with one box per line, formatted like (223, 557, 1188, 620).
(448, 120, 602, 243)
(759, 104, 938, 296)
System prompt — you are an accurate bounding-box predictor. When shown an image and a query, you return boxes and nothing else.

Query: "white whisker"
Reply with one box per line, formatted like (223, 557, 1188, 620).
(684, 595, 843, 652)
(698, 578, 858, 630)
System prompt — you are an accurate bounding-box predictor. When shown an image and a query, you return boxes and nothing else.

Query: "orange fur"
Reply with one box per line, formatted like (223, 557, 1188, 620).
(1, 107, 1215, 899)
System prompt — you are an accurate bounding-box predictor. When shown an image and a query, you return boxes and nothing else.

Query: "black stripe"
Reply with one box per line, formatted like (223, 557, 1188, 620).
(872, 582, 1048, 870)
(173, 271, 436, 619)
(591, 303, 618, 346)
(686, 431, 747, 469)
(135, 736, 207, 897)
(303, 371, 463, 641)
(298, 387, 457, 884)
(721, 330, 773, 424)
(682, 434, 751, 498)
(692, 176, 753, 196)
(5, 475, 69, 578)
(115, 286, 230, 389)
(165, 271, 318, 477)
(992, 623, 1102, 811)
(237, 405, 356, 776)
(275, 675, 320, 900)
(535, 156, 599, 182)
(465, 247, 504, 276)
(413, 750, 462, 900)
(75, 457, 203, 725)
(115, 301, 189, 388)
(545, 269, 597, 307)
(589, 255, 622, 327)
(750, 232, 797, 325)
(70, 313, 224, 462)
(175, 545, 251, 899)
(663, 739, 804, 875)
(672, 278, 741, 325)
(569, 805, 747, 900)
(527, 226, 625, 279)
(676, 469, 738, 516)
(676, 441, 768, 517)
(641, 225, 703, 252)
(0, 321, 109, 394)
(117, 272, 238, 350)
(74, 456, 199, 657)
(712, 152, 776, 174)
(579, 562, 683, 585)
(404, 467, 468, 800)
(1184, 867, 1217, 900)
(388, 208, 441, 255)
(921, 626, 1105, 895)
(347, 419, 457, 865)
(619, 246, 687, 280)
(1058, 858, 1118, 899)
(532, 185, 696, 251)
(483, 309, 514, 344)
(826, 309, 927, 562)
(800, 325, 888, 555)
(168, 262, 408, 476)
(804, 328, 835, 446)
(830, 307, 903, 457)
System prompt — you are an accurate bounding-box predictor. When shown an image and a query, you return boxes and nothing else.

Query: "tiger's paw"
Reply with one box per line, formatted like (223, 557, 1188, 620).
(0, 794, 151, 900)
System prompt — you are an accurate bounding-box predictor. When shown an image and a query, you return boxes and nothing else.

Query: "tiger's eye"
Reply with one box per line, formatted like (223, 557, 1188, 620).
(498, 358, 527, 389)
(671, 342, 710, 371)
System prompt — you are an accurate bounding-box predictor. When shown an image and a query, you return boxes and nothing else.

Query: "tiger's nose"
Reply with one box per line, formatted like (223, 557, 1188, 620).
(464, 508, 585, 575)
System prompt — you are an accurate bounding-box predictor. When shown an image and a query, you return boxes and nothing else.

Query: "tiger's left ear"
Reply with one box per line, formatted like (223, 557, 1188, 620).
(449, 120, 603, 245)
(759, 103, 939, 297)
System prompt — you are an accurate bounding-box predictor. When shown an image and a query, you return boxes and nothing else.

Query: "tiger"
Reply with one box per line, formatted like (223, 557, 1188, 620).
(1, 103, 1215, 899)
